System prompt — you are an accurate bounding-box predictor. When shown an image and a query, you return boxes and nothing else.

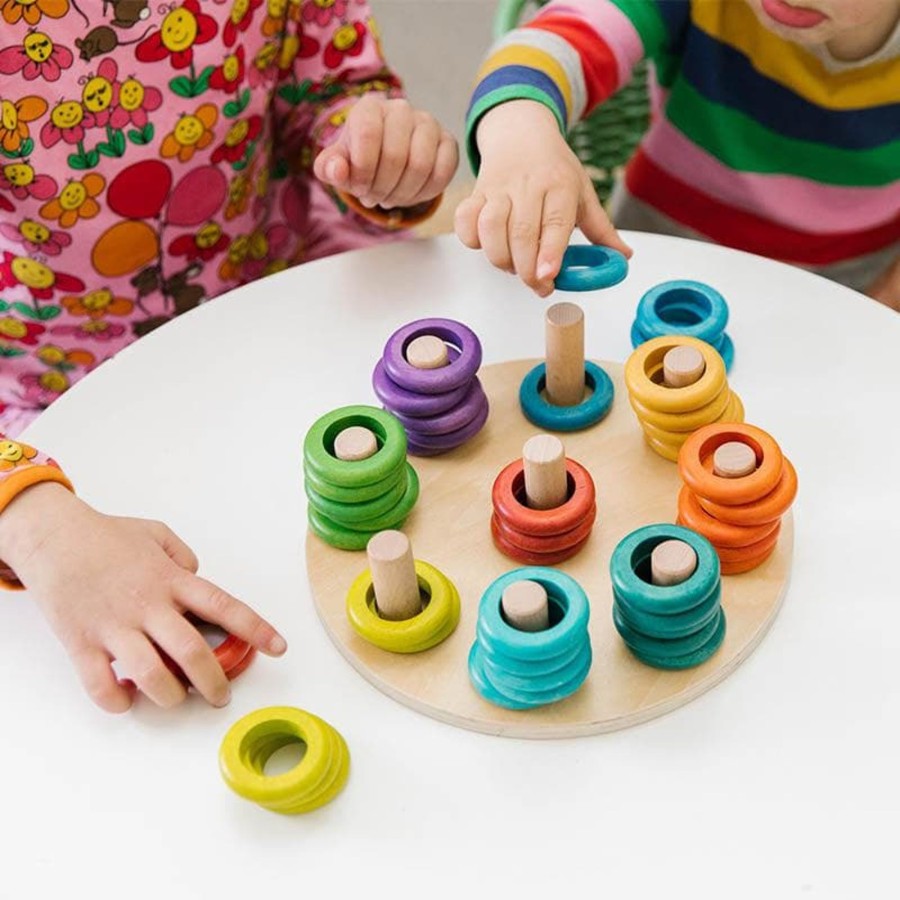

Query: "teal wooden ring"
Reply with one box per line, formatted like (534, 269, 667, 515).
(622, 610, 726, 671)
(615, 582, 721, 639)
(612, 604, 722, 659)
(303, 459, 406, 504)
(519, 361, 614, 432)
(609, 524, 719, 616)
(554, 245, 628, 291)
(304, 471, 408, 525)
(303, 406, 407, 489)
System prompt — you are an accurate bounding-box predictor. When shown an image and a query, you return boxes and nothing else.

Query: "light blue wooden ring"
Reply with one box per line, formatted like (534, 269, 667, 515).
(554, 245, 628, 291)
(519, 361, 614, 432)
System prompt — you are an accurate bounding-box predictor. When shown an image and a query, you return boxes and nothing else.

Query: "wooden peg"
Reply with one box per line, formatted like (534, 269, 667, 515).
(651, 540, 698, 587)
(713, 441, 757, 478)
(523, 434, 568, 510)
(501, 580, 550, 632)
(367, 530, 422, 621)
(406, 335, 449, 370)
(334, 426, 378, 461)
(663, 346, 706, 388)
(545, 302, 585, 406)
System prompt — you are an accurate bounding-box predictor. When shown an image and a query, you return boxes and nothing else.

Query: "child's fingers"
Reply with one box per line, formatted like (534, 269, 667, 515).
(72, 645, 133, 713)
(174, 573, 287, 657)
(109, 631, 187, 709)
(535, 187, 579, 291)
(364, 100, 415, 206)
(455, 191, 485, 249)
(478, 195, 514, 272)
(414, 131, 459, 204)
(379, 115, 441, 208)
(145, 520, 199, 573)
(148, 611, 231, 708)
(313, 145, 351, 188)
(346, 98, 386, 200)
(577, 178, 633, 258)
(508, 191, 545, 294)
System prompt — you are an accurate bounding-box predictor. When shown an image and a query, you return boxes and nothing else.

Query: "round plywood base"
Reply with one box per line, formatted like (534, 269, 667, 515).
(306, 360, 793, 739)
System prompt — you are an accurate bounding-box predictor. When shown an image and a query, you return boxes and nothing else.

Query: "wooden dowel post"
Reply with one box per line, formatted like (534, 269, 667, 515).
(523, 434, 568, 510)
(545, 302, 585, 407)
(367, 530, 422, 621)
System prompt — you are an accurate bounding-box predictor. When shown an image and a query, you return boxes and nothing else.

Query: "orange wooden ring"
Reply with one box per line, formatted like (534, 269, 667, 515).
(490, 516, 591, 565)
(491, 504, 596, 554)
(492, 458, 596, 537)
(337, 191, 442, 230)
(720, 541, 778, 575)
(677, 486, 780, 548)
(679, 424, 783, 505)
(698, 458, 798, 527)
(714, 522, 782, 564)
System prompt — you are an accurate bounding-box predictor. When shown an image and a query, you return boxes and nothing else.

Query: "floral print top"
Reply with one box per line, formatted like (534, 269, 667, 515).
(0, 0, 412, 437)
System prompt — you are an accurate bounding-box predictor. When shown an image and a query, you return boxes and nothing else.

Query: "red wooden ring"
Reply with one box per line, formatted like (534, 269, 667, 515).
(677, 486, 780, 548)
(679, 423, 783, 505)
(698, 458, 798, 527)
(492, 458, 596, 537)
(162, 630, 255, 687)
(490, 516, 591, 565)
(491, 504, 596, 554)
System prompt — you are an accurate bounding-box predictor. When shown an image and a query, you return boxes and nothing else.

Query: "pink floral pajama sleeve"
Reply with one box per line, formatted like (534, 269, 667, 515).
(0, 0, 415, 436)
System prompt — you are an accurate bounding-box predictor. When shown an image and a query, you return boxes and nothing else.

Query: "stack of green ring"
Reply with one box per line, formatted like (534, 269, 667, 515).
(304, 405, 420, 550)
(610, 524, 726, 670)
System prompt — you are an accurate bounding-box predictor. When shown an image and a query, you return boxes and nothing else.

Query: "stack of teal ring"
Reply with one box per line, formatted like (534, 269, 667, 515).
(468, 568, 592, 710)
(631, 280, 734, 371)
(519, 360, 614, 431)
(303, 405, 419, 551)
(610, 524, 726, 670)
(372, 318, 489, 456)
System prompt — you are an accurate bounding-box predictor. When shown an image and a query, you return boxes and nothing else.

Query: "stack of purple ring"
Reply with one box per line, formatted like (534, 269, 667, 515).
(372, 318, 490, 457)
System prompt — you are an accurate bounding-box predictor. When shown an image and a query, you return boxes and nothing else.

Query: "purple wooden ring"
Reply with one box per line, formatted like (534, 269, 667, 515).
(373, 353, 471, 417)
(390, 379, 487, 436)
(382, 319, 482, 395)
(405, 390, 489, 456)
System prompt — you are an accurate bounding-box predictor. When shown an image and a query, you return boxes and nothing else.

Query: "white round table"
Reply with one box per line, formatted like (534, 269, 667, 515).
(8, 234, 899, 898)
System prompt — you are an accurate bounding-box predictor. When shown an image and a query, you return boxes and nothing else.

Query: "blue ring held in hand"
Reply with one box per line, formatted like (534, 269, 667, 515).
(554, 245, 629, 292)
(468, 567, 592, 710)
(631, 280, 734, 371)
(519, 361, 614, 432)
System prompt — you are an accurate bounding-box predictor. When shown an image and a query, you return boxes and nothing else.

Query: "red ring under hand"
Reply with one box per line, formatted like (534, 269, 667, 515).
(163, 630, 255, 686)
(679, 423, 783, 506)
(492, 458, 596, 537)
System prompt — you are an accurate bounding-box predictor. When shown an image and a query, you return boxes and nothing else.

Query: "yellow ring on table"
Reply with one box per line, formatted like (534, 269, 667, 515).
(346, 559, 460, 653)
(625, 336, 727, 413)
(219, 706, 350, 815)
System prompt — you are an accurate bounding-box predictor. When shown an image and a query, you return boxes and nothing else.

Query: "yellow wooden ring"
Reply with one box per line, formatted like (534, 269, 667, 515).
(219, 706, 350, 815)
(346, 560, 460, 653)
(640, 416, 693, 450)
(629, 383, 731, 433)
(625, 336, 727, 413)
(643, 432, 683, 462)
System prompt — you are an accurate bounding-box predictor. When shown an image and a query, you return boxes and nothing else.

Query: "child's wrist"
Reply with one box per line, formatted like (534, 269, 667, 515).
(476, 99, 560, 153)
(0, 482, 78, 577)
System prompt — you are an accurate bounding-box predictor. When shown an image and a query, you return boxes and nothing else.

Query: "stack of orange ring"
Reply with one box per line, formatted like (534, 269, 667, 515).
(491, 457, 597, 565)
(624, 335, 744, 461)
(677, 423, 798, 574)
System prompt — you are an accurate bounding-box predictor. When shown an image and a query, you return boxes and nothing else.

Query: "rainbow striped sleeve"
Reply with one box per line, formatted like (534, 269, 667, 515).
(465, 0, 689, 171)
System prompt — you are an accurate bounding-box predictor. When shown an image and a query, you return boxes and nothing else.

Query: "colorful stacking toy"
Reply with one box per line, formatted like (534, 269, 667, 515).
(219, 706, 350, 815)
(491, 435, 597, 565)
(373, 318, 489, 456)
(346, 530, 460, 653)
(677, 423, 798, 574)
(468, 567, 592, 709)
(624, 335, 744, 461)
(520, 302, 614, 431)
(304, 405, 419, 550)
(631, 280, 734, 371)
(611, 524, 725, 670)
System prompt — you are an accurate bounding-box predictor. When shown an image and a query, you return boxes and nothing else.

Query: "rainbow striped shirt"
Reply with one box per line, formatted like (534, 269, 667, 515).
(466, 0, 900, 271)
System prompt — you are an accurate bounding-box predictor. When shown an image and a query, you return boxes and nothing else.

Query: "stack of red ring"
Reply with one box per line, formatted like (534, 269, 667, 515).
(677, 423, 798, 575)
(491, 458, 597, 565)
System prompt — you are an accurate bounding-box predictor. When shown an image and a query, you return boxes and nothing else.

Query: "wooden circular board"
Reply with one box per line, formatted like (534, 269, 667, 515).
(306, 360, 793, 739)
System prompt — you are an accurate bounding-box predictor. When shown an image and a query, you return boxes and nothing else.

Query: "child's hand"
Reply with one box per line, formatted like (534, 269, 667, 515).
(0, 483, 286, 713)
(314, 95, 458, 211)
(866, 255, 900, 312)
(455, 99, 632, 298)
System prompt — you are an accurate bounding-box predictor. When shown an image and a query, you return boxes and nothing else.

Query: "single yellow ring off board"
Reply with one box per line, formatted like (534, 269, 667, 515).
(219, 706, 350, 814)
(625, 336, 726, 412)
(346, 560, 461, 653)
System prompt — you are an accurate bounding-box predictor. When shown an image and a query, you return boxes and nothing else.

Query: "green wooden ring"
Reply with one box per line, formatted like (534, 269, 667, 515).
(304, 470, 409, 525)
(303, 458, 406, 504)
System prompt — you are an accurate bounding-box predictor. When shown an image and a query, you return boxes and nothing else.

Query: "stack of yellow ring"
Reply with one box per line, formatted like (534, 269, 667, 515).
(346, 559, 460, 652)
(219, 706, 350, 815)
(624, 336, 744, 461)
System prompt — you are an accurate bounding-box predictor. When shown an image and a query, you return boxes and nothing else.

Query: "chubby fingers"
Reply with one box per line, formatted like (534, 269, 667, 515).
(71, 645, 133, 714)
(107, 631, 188, 709)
